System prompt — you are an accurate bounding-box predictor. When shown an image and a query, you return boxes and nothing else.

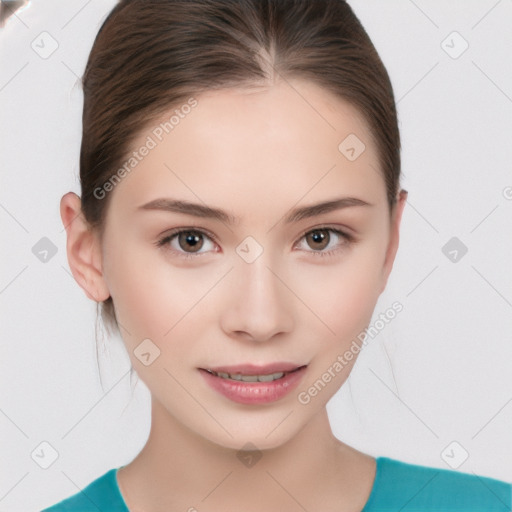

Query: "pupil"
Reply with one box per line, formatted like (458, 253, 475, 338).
(178, 230, 330, 253)
(309, 229, 328, 250)
(180, 231, 202, 252)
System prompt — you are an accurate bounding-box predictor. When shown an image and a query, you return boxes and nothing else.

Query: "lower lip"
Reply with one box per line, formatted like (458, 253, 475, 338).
(199, 366, 307, 405)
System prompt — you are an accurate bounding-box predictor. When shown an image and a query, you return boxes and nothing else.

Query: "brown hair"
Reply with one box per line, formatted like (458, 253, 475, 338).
(79, 0, 401, 338)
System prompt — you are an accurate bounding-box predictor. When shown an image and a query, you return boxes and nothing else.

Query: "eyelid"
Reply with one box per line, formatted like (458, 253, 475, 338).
(295, 224, 356, 243)
(293, 225, 355, 258)
(155, 224, 356, 260)
(154, 226, 219, 259)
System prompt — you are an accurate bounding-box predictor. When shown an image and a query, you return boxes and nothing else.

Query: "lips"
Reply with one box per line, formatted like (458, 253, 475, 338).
(201, 364, 306, 383)
(203, 362, 305, 375)
(199, 363, 308, 404)
(204, 366, 305, 383)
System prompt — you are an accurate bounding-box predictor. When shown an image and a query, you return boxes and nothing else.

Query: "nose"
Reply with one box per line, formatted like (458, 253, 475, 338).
(219, 249, 294, 343)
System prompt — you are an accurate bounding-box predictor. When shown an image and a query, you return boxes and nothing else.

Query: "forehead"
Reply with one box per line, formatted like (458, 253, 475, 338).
(107, 78, 385, 218)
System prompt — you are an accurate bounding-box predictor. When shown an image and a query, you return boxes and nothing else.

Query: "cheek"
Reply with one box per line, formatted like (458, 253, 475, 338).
(294, 241, 387, 341)
(104, 224, 387, 350)
(103, 243, 219, 351)
(102, 240, 173, 342)
(304, 277, 380, 352)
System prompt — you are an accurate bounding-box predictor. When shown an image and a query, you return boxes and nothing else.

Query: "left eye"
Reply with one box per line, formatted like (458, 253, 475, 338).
(155, 226, 354, 259)
(295, 227, 352, 256)
(156, 229, 217, 257)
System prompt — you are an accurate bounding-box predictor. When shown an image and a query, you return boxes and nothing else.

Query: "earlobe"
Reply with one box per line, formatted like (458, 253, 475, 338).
(380, 189, 408, 293)
(60, 192, 110, 302)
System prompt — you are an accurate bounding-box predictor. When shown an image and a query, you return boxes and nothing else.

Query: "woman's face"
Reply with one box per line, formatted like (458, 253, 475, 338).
(94, 78, 405, 450)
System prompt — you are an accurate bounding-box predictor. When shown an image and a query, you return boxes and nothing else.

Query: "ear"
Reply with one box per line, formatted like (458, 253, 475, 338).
(379, 189, 408, 293)
(60, 192, 110, 302)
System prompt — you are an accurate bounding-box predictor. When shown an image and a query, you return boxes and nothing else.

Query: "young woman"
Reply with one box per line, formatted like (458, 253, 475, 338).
(43, 0, 511, 510)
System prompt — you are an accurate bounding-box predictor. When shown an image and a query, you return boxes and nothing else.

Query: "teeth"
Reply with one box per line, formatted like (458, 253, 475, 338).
(210, 370, 286, 382)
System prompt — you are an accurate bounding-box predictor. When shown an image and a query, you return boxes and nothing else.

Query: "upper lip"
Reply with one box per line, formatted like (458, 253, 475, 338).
(202, 362, 306, 375)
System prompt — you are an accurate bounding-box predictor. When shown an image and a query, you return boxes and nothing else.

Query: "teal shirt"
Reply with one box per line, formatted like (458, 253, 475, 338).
(41, 456, 512, 511)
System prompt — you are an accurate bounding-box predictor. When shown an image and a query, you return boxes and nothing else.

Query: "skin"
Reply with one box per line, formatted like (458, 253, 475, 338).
(61, 77, 407, 512)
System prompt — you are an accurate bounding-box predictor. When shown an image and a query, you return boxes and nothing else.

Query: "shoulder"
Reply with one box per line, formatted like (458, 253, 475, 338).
(363, 457, 512, 512)
(40, 468, 127, 512)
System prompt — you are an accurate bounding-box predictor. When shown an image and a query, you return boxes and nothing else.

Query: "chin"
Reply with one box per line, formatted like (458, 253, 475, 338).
(194, 412, 308, 453)
(208, 431, 292, 453)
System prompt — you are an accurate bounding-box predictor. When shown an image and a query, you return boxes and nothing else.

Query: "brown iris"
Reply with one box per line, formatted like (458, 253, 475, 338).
(176, 228, 332, 254)
(306, 229, 330, 251)
(178, 231, 204, 253)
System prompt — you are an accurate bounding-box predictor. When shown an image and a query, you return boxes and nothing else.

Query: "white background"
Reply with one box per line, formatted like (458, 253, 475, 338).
(1, 1, 512, 510)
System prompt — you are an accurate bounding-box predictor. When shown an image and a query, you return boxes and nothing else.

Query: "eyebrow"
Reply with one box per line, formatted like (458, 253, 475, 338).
(137, 196, 372, 225)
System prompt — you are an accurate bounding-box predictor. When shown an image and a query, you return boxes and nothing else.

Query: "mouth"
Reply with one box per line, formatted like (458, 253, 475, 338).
(198, 363, 308, 404)
(202, 366, 306, 383)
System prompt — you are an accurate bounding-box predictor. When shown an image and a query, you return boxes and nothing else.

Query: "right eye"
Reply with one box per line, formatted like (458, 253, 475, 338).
(155, 228, 219, 259)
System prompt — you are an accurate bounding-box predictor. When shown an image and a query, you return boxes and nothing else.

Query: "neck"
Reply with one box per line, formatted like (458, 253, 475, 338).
(118, 396, 374, 511)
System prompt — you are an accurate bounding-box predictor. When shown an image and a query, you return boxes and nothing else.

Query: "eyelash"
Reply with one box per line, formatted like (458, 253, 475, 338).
(155, 225, 355, 261)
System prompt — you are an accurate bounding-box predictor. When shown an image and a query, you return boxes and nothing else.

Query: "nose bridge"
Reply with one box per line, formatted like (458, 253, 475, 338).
(224, 236, 293, 340)
(240, 249, 278, 304)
